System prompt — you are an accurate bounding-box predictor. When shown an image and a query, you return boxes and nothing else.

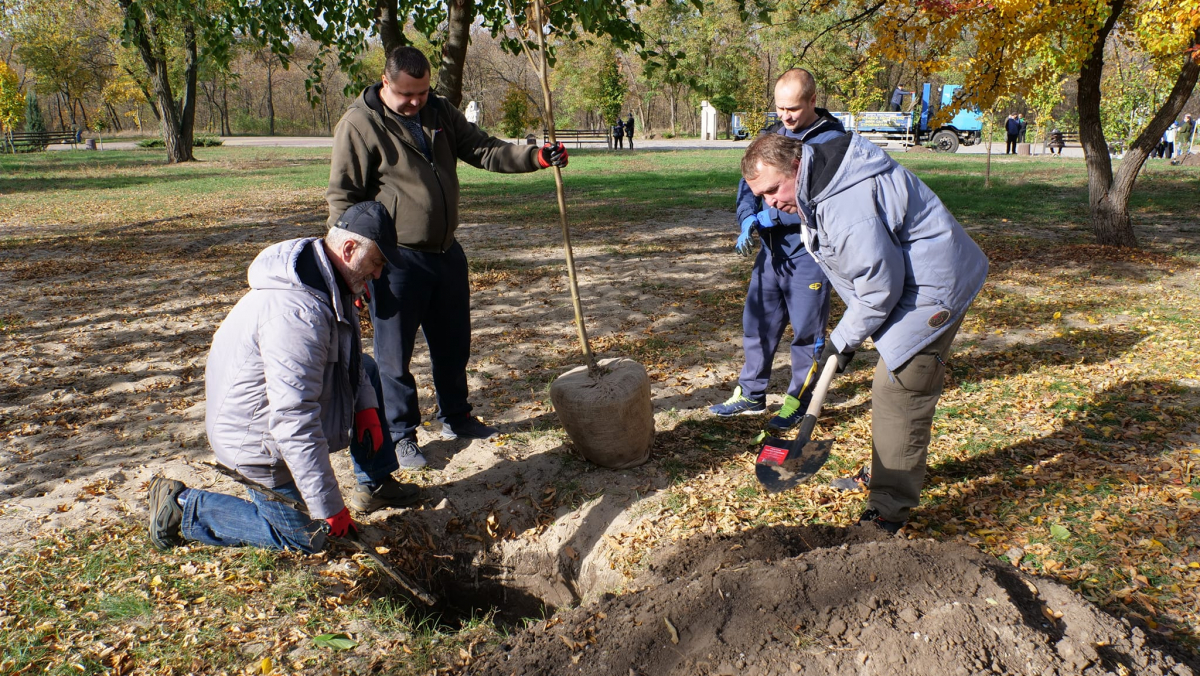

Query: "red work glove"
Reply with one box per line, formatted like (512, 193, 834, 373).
(324, 507, 356, 538)
(537, 141, 568, 168)
(355, 408, 383, 454)
(354, 285, 372, 310)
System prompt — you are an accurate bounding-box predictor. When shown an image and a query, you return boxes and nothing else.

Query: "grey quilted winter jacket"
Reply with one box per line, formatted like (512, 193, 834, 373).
(204, 238, 376, 519)
(796, 133, 989, 370)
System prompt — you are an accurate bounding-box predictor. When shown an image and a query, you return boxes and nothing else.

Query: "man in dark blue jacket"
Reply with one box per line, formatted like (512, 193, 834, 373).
(1005, 114, 1021, 154)
(709, 69, 844, 433)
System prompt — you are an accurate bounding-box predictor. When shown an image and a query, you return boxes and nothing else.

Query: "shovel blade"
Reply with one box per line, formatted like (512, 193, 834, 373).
(755, 438, 833, 493)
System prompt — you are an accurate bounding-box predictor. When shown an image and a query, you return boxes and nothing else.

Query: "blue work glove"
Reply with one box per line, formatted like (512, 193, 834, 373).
(755, 209, 778, 229)
(735, 216, 756, 256)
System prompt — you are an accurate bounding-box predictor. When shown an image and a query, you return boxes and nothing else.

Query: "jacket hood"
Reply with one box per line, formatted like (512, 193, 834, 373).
(806, 108, 847, 138)
(798, 133, 895, 207)
(361, 82, 386, 118)
(246, 238, 349, 323)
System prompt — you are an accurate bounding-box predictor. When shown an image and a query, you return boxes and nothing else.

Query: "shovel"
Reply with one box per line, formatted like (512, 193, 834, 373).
(755, 354, 840, 493)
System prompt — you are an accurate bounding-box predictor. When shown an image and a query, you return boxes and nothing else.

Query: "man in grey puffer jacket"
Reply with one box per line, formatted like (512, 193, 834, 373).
(742, 132, 988, 533)
(147, 202, 420, 553)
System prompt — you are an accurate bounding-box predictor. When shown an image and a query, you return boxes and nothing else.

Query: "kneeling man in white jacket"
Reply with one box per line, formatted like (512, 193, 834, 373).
(148, 201, 420, 553)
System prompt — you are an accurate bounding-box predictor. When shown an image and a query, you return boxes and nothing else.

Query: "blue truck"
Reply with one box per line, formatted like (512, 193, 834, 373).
(734, 84, 981, 152)
(852, 83, 982, 152)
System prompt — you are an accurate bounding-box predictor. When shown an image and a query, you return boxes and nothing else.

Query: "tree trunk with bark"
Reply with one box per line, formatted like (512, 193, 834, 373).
(435, 0, 474, 107)
(375, 0, 405, 55)
(180, 21, 198, 150)
(119, 0, 194, 162)
(265, 60, 276, 136)
(1076, 0, 1200, 247)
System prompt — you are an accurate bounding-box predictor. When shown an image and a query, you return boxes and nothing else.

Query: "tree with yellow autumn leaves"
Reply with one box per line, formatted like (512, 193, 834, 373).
(871, 0, 1200, 248)
(0, 62, 25, 152)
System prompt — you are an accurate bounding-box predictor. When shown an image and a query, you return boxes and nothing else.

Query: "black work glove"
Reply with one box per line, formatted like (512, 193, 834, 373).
(537, 142, 569, 168)
(820, 341, 855, 374)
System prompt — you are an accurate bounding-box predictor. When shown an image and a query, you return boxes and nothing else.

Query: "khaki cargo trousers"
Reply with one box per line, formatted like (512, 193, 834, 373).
(867, 317, 963, 523)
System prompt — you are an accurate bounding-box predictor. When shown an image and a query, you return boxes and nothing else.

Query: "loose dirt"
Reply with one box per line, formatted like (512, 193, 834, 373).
(469, 525, 1199, 676)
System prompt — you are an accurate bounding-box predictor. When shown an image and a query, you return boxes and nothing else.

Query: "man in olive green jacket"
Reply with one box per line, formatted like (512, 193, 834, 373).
(327, 46, 568, 472)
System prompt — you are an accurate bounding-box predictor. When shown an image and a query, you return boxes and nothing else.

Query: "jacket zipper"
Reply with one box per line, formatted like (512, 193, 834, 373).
(385, 107, 451, 253)
(427, 126, 453, 253)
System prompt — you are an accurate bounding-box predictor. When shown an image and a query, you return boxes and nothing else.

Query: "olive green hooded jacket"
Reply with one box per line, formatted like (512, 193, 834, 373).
(327, 83, 541, 252)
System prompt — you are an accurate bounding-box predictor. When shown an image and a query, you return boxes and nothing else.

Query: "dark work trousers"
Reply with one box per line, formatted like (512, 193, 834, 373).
(369, 240, 472, 441)
(1006, 133, 1018, 154)
(868, 315, 964, 523)
(738, 244, 831, 403)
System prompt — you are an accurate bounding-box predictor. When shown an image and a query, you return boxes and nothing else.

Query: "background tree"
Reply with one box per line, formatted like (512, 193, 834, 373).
(0, 60, 22, 150)
(870, 0, 1200, 247)
(498, 83, 534, 137)
(597, 54, 625, 124)
(23, 88, 45, 134)
(12, 0, 114, 131)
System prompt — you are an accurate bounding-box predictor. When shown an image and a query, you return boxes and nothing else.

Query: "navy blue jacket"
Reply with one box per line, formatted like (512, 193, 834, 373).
(736, 109, 846, 259)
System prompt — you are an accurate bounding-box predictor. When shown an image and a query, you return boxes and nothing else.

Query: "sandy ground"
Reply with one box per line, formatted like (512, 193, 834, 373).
(0, 206, 764, 578)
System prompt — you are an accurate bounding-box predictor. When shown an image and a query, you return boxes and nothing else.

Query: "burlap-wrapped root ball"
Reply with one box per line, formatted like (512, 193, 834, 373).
(550, 357, 655, 469)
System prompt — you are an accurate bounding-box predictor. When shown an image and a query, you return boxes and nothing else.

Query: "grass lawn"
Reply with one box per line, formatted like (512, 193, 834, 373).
(2, 146, 1200, 674)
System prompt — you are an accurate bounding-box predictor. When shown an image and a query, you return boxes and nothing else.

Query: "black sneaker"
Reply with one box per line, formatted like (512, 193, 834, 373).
(441, 416, 498, 440)
(148, 475, 186, 551)
(831, 466, 871, 492)
(396, 436, 427, 469)
(859, 508, 905, 535)
(349, 476, 421, 513)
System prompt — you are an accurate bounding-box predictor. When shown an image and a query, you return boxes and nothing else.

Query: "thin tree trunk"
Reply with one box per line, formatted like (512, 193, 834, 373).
(266, 62, 276, 136)
(435, 0, 473, 107)
(667, 89, 677, 136)
(106, 102, 123, 132)
(180, 20, 198, 150)
(221, 81, 231, 135)
(76, 97, 89, 130)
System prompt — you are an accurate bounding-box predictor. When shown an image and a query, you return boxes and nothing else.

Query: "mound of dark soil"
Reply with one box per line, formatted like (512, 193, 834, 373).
(468, 526, 1197, 676)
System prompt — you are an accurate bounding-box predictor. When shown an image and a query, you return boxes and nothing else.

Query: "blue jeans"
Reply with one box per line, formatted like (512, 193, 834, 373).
(180, 354, 400, 552)
(180, 482, 327, 553)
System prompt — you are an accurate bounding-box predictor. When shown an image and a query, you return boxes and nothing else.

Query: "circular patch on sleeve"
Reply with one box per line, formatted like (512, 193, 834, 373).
(928, 309, 951, 328)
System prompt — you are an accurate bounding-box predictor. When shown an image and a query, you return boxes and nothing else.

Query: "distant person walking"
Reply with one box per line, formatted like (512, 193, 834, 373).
(613, 119, 625, 149)
(625, 114, 635, 149)
(890, 85, 910, 112)
(1005, 114, 1020, 154)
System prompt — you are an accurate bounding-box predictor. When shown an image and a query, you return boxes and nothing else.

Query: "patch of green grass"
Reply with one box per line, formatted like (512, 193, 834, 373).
(0, 522, 478, 675)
